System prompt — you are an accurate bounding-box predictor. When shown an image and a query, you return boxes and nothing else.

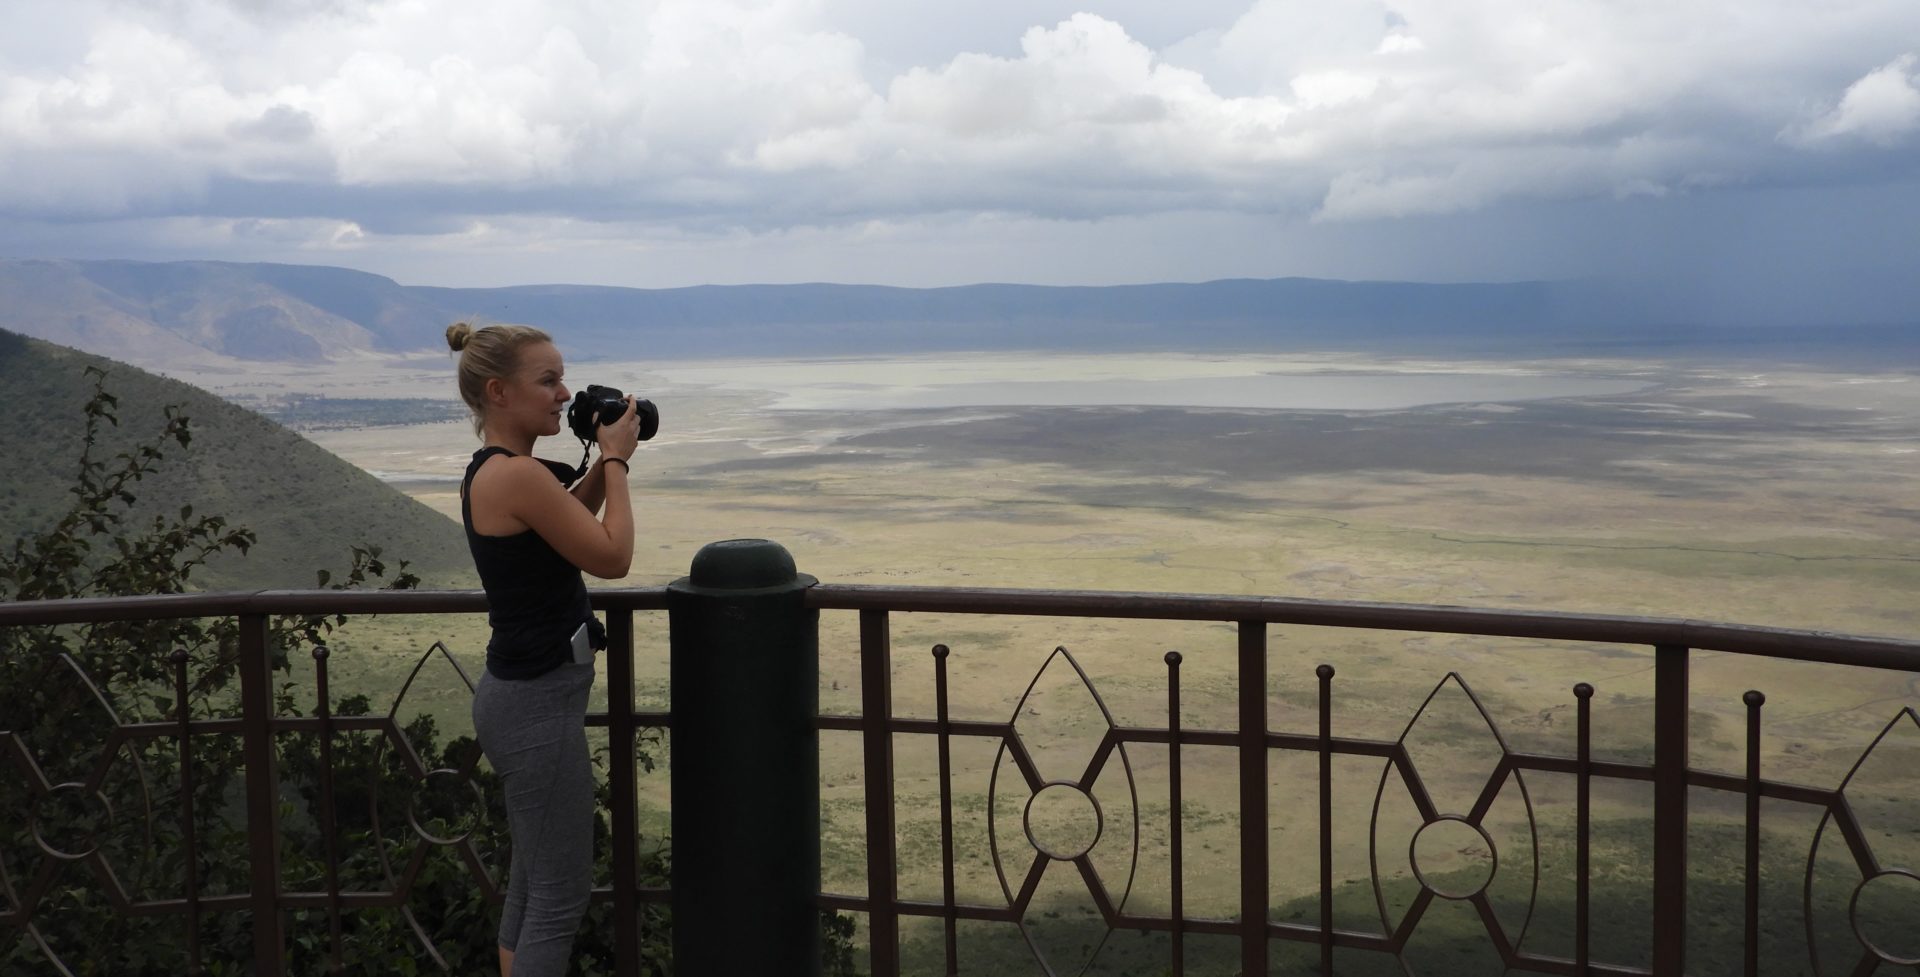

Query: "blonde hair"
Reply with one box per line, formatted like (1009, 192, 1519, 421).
(446, 321, 554, 438)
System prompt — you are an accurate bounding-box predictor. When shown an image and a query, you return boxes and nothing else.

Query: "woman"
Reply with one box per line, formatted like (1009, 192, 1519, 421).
(447, 321, 641, 977)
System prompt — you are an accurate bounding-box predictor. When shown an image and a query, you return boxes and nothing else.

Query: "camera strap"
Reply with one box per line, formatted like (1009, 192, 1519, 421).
(532, 454, 585, 488)
(563, 437, 592, 488)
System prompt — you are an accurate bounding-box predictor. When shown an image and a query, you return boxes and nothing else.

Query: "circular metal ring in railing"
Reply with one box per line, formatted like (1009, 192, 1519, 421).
(30, 783, 114, 861)
(1023, 780, 1105, 861)
(1409, 814, 1499, 900)
(405, 768, 487, 846)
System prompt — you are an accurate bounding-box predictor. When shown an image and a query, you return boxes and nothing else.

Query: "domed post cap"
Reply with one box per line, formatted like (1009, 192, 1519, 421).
(678, 538, 813, 593)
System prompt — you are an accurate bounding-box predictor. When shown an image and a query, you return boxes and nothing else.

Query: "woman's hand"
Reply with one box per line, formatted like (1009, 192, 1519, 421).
(596, 395, 642, 463)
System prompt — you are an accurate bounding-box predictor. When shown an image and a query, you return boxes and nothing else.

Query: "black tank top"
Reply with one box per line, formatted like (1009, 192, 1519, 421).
(461, 447, 601, 679)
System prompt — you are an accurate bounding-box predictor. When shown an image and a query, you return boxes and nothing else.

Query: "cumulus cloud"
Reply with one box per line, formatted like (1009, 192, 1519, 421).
(882, 15, 1295, 175)
(1786, 53, 1920, 147)
(0, 0, 1918, 241)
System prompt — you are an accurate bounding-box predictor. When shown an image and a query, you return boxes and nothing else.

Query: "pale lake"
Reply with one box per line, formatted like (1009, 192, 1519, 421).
(637, 352, 1651, 411)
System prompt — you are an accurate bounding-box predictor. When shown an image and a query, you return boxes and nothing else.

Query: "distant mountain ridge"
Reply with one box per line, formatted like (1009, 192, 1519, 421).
(0, 328, 468, 589)
(0, 257, 1619, 366)
(0, 257, 1910, 369)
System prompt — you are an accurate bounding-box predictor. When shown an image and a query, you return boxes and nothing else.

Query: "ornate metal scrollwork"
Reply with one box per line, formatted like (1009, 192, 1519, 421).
(1369, 672, 1540, 973)
(987, 645, 1140, 977)
(1806, 707, 1920, 975)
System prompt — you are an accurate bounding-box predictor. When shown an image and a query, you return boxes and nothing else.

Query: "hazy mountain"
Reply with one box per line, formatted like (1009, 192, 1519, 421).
(0, 328, 468, 589)
(0, 257, 1910, 370)
(422, 277, 1635, 360)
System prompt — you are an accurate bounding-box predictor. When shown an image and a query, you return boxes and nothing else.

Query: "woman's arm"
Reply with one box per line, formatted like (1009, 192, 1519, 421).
(476, 397, 641, 579)
(533, 395, 639, 577)
(495, 458, 634, 578)
(569, 457, 609, 513)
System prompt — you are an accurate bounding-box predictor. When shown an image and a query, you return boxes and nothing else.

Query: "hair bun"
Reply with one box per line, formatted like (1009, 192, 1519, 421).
(446, 321, 473, 352)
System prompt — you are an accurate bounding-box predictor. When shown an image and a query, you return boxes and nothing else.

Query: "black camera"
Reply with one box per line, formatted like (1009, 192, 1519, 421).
(567, 385, 659, 442)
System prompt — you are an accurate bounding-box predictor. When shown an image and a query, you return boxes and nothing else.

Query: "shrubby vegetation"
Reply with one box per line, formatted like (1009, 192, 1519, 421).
(0, 370, 855, 975)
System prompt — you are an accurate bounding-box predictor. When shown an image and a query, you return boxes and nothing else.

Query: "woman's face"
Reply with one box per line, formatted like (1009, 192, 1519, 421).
(495, 341, 570, 437)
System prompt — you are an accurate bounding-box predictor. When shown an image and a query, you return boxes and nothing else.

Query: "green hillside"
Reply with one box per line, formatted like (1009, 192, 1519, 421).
(0, 328, 468, 589)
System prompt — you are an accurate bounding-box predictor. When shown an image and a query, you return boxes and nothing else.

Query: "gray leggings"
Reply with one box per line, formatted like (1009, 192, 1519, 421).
(473, 662, 596, 975)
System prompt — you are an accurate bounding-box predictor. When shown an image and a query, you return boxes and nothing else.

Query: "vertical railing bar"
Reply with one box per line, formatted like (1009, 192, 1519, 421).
(312, 647, 345, 975)
(608, 609, 643, 971)
(171, 649, 204, 977)
(1652, 644, 1689, 977)
(1574, 682, 1594, 977)
(1743, 690, 1765, 977)
(934, 644, 958, 977)
(1166, 650, 1185, 977)
(862, 609, 900, 977)
(238, 613, 286, 976)
(1317, 663, 1335, 977)
(1238, 621, 1269, 977)
(608, 608, 641, 976)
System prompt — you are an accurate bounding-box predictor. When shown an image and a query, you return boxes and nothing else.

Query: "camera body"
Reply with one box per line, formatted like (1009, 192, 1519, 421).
(567, 384, 660, 443)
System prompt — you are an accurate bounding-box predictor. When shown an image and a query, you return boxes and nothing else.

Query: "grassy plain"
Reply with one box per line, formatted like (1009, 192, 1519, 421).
(184, 350, 1920, 975)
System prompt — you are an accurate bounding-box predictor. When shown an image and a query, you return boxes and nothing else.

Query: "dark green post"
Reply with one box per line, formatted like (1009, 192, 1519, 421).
(668, 539, 820, 977)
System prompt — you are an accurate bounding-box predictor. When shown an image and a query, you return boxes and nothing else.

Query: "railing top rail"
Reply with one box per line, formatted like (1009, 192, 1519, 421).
(3, 583, 1915, 670)
(0, 587, 671, 624)
(806, 583, 1920, 670)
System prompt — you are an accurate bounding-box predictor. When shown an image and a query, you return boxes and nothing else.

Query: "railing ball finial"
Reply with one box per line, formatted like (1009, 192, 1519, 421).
(170, 648, 190, 665)
(1164, 650, 1182, 666)
(1743, 689, 1766, 707)
(1316, 663, 1335, 680)
(932, 643, 950, 659)
(312, 645, 330, 662)
(1574, 682, 1594, 699)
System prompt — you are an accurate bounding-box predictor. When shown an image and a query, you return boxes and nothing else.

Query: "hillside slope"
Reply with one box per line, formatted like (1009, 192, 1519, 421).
(0, 329, 468, 589)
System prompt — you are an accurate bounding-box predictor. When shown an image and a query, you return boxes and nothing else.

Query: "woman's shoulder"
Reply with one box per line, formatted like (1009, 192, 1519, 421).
(472, 451, 552, 486)
(467, 452, 566, 534)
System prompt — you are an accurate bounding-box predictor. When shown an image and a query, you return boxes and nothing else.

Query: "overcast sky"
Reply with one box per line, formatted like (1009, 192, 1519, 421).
(1, 0, 1916, 319)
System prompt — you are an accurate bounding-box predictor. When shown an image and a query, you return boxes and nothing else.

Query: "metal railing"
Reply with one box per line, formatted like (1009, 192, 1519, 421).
(810, 584, 1920, 977)
(0, 588, 669, 976)
(4, 541, 1919, 976)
